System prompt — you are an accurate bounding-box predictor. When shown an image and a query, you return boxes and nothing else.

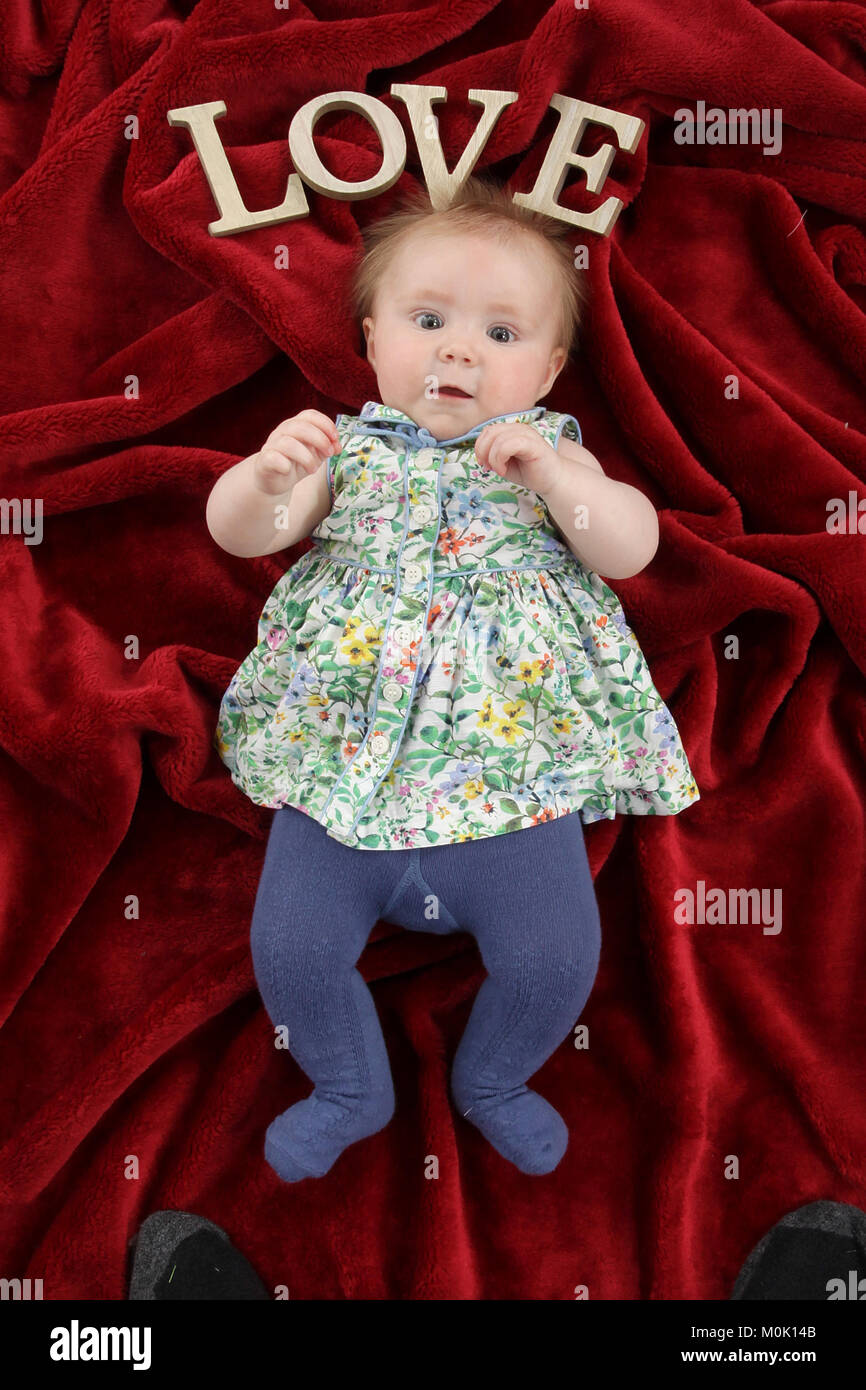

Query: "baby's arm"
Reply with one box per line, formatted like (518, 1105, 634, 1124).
(206, 410, 336, 558)
(544, 434, 659, 579)
(256, 461, 332, 556)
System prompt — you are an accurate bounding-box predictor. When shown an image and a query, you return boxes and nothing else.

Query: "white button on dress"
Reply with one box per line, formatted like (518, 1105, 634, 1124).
(382, 681, 403, 702)
(369, 733, 390, 756)
(403, 563, 424, 586)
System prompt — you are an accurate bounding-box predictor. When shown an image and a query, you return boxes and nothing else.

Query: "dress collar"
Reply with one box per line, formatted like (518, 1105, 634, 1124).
(357, 399, 546, 446)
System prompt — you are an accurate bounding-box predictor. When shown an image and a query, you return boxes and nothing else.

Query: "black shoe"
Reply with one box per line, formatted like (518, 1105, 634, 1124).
(730, 1200, 866, 1300)
(127, 1211, 270, 1300)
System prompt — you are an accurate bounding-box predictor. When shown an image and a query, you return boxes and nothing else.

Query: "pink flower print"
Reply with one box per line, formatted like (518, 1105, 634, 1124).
(267, 627, 287, 650)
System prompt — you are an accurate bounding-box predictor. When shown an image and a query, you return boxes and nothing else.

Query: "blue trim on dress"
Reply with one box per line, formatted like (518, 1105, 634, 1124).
(308, 540, 572, 575)
(356, 400, 547, 448)
(328, 413, 349, 504)
(553, 413, 583, 449)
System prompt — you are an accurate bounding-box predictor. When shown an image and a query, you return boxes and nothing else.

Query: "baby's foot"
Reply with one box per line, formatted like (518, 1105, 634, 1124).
(452, 1080, 568, 1175)
(264, 1086, 395, 1182)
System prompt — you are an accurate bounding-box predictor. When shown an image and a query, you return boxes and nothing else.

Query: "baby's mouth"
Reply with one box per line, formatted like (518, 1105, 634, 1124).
(437, 386, 472, 399)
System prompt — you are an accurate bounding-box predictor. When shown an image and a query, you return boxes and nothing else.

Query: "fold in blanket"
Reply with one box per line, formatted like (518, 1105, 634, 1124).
(0, 0, 865, 1300)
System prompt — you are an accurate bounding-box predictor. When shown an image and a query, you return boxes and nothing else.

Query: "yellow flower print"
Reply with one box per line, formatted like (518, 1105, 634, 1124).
(463, 779, 484, 799)
(502, 699, 526, 718)
(552, 717, 571, 735)
(516, 659, 544, 684)
(344, 456, 370, 489)
(477, 698, 497, 729)
(289, 731, 305, 743)
(307, 694, 327, 706)
(343, 615, 362, 634)
(494, 717, 521, 743)
(340, 624, 382, 664)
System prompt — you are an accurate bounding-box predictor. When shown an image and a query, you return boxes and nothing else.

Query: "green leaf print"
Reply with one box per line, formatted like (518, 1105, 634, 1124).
(611, 712, 635, 729)
(399, 747, 429, 764)
(483, 769, 508, 791)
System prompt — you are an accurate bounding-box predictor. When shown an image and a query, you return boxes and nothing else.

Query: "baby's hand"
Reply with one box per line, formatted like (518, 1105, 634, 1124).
(253, 410, 340, 496)
(474, 422, 562, 497)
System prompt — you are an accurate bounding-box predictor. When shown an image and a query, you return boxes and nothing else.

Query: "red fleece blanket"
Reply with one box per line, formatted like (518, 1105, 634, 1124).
(1, 0, 865, 1302)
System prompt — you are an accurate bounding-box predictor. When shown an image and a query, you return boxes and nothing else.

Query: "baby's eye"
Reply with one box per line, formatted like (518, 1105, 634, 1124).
(488, 325, 516, 343)
(414, 312, 442, 330)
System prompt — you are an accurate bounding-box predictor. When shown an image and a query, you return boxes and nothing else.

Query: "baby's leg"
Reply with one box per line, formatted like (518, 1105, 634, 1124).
(428, 813, 601, 1175)
(250, 808, 401, 1182)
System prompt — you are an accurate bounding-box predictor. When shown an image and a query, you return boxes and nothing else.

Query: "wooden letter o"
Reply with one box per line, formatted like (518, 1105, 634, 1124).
(288, 91, 407, 200)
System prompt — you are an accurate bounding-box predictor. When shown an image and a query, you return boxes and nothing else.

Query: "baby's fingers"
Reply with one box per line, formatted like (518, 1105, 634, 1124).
(266, 423, 338, 464)
(263, 441, 321, 475)
(294, 409, 340, 451)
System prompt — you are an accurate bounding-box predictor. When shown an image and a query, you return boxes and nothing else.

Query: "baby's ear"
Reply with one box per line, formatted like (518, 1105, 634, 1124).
(549, 347, 568, 385)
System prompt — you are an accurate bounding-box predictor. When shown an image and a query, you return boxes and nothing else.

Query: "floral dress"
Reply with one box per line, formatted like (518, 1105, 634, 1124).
(214, 400, 700, 849)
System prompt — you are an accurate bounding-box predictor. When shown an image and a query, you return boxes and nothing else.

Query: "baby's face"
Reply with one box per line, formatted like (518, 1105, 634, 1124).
(362, 230, 567, 439)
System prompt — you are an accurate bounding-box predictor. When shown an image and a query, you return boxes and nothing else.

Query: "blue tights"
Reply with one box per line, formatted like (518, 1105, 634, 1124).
(250, 806, 602, 1179)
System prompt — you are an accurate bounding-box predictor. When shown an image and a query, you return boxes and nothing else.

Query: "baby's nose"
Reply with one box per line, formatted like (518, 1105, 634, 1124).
(439, 341, 476, 361)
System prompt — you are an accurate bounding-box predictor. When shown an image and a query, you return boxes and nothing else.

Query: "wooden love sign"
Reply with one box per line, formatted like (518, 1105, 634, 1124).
(166, 86, 645, 239)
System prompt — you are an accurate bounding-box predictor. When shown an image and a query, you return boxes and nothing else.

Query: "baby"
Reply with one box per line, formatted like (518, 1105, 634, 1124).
(208, 177, 699, 1182)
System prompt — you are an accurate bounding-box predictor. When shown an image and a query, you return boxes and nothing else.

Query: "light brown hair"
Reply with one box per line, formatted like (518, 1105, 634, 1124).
(347, 175, 589, 362)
